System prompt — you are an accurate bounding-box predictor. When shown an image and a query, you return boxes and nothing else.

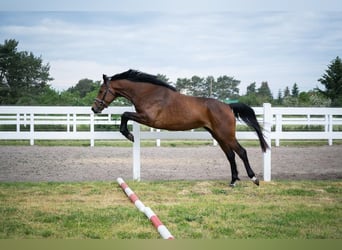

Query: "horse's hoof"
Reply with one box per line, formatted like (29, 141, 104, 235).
(251, 176, 259, 186)
(230, 177, 240, 187)
(127, 134, 135, 142)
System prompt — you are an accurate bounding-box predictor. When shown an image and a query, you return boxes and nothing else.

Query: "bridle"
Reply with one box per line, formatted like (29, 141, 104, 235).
(94, 77, 116, 109)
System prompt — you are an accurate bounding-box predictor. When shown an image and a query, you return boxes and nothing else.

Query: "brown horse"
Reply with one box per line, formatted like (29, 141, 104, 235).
(92, 69, 268, 186)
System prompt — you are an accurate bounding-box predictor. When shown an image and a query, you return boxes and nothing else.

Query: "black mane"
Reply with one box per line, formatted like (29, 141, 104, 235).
(109, 69, 177, 92)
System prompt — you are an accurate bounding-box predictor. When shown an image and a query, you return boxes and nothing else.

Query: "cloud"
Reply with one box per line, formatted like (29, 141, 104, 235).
(2, 0, 342, 11)
(1, 11, 341, 95)
(48, 60, 118, 90)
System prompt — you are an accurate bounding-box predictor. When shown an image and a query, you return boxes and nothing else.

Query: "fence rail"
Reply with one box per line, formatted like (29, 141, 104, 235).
(1, 104, 342, 181)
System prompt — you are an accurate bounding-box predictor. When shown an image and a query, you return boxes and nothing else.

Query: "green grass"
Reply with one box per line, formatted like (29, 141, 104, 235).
(0, 180, 341, 239)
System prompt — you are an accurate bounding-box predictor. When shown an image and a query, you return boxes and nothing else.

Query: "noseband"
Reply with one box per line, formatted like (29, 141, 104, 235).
(94, 78, 115, 108)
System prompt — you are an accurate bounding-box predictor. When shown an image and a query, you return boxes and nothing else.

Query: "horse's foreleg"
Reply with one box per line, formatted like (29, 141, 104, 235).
(120, 112, 134, 142)
(120, 112, 147, 142)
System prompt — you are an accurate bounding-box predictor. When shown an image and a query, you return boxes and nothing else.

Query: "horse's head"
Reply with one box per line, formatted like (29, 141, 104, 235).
(91, 74, 117, 113)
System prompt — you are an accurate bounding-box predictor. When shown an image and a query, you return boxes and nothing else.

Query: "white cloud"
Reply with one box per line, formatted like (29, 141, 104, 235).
(2, 0, 342, 11)
(1, 11, 341, 96)
(49, 60, 126, 90)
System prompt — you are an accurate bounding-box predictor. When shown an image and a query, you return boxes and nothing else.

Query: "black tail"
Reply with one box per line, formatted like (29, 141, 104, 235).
(229, 103, 269, 152)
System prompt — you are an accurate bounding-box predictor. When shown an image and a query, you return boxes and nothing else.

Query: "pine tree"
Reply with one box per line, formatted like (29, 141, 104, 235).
(317, 56, 342, 106)
(257, 81, 273, 101)
(291, 83, 299, 97)
(246, 82, 256, 95)
(283, 86, 290, 97)
(276, 89, 283, 105)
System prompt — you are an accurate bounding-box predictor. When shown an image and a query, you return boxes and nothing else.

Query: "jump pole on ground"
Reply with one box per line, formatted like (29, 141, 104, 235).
(117, 177, 174, 239)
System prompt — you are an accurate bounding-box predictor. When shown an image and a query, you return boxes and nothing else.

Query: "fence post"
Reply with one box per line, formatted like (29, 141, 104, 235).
(275, 113, 282, 147)
(133, 121, 141, 181)
(16, 113, 20, 132)
(30, 112, 34, 146)
(263, 103, 272, 182)
(156, 129, 161, 147)
(328, 114, 333, 146)
(90, 113, 95, 147)
(73, 113, 77, 132)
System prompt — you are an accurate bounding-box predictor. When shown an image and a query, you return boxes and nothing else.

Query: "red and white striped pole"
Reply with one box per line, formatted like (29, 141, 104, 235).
(117, 177, 174, 239)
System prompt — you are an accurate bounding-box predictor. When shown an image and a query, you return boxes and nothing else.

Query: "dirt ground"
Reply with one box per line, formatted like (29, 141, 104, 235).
(1, 145, 341, 183)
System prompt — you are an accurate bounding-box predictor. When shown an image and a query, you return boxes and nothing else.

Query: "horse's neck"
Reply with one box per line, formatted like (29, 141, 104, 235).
(113, 80, 171, 108)
(110, 80, 132, 101)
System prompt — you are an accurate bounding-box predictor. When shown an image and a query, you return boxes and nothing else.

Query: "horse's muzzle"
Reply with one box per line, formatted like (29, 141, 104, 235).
(91, 106, 102, 114)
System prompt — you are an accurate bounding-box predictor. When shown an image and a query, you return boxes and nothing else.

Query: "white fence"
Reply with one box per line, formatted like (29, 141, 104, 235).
(1, 104, 342, 181)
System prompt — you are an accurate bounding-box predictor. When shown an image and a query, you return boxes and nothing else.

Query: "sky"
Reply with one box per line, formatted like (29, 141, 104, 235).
(1, 1, 342, 96)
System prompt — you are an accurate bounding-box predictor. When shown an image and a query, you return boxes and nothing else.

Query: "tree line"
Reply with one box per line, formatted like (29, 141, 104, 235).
(1, 39, 341, 107)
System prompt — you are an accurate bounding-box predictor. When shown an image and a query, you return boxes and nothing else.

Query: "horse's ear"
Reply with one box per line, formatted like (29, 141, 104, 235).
(102, 74, 107, 81)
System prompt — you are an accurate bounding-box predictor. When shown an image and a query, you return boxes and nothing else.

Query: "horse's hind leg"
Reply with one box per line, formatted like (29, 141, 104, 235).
(205, 128, 240, 186)
(231, 140, 259, 186)
(225, 148, 241, 187)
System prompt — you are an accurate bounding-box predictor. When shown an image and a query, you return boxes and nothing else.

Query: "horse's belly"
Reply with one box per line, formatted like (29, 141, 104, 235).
(147, 95, 209, 130)
(152, 116, 205, 131)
